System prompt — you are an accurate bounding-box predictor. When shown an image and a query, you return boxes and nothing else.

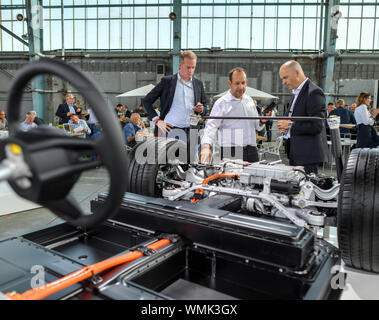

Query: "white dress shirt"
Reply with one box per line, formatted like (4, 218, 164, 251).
(164, 73, 195, 128)
(201, 91, 264, 147)
(285, 77, 309, 139)
(354, 104, 374, 126)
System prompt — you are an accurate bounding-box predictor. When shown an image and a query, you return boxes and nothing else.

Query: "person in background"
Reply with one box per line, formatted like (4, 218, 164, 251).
(136, 105, 148, 118)
(29, 110, 45, 126)
(0, 110, 8, 130)
(115, 103, 127, 127)
(68, 114, 91, 138)
(263, 103, 276, 142)
(123, 113, 145, 148)
(75, 107, 83, 119)
(329, 99, 356, 137)
(87, 108, 101, 138)
(56, 94, 76, 124)
(124, 105, 131, 119)
(354, 92, 379, 148)
(20, 111, 38, 131)
(350, 103, 357, 113)
(327, 102, 335, 117)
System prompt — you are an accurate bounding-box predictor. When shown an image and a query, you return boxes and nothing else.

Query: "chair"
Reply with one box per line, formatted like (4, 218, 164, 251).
(258, 135, 283, 161)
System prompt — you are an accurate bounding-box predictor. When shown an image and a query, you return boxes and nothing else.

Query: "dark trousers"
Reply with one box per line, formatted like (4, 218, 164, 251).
(221, 145, 259, 163)
(285, 138, 318, 174)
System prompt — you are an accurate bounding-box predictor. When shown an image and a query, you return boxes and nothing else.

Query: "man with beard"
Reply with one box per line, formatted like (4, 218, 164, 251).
(200, 67, 271, 163)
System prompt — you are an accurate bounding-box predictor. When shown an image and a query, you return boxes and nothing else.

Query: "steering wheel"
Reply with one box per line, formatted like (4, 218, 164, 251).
(1, 59, 127, 228)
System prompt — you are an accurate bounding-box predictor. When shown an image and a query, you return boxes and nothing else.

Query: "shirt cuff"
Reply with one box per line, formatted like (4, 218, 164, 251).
(201, 136, 213, 146)
(152, 116, 159, 121)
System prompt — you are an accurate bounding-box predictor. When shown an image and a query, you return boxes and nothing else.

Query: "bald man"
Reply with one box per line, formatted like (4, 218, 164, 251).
(56, 94, 77, 124)
(277, 61, 327, 174)
(123, 112, 145, 147)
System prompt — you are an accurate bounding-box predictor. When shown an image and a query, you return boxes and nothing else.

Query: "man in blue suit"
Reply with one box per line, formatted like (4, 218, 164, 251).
(277, 61, 327, 174)
(142, 50, 207, 134)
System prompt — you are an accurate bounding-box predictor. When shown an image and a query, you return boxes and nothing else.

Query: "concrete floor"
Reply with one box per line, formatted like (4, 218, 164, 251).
(1, 149, 379, 300)
(0, 167, 110, 239)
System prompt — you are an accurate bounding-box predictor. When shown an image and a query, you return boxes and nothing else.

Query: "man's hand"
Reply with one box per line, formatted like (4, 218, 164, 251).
(372, 108, 379, 118)
(67, 112, 73, 117)
(277, 120, 292, 133)
(193, 102, 203, 113)
(260, 110, 272, 123)
(156, 119, 173, 133)
(200, 144, 212, 164)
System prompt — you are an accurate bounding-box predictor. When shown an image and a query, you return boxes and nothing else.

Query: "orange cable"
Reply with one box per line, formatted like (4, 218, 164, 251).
(191, 173, 240, 203)
(6, 238, 171, 300)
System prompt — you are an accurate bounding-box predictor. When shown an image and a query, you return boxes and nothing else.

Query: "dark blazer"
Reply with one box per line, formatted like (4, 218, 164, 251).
(142, 74, 207, 123)
(56, 103, 73, 124)
(356, 124, 379, 148)
(289, 79, 328, 166)
(329, 106, 356, 135)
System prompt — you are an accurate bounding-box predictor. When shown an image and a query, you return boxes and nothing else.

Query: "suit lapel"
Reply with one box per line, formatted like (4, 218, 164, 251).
(292, 79, 309, 115)
(167, 74, 178, 109)
(193, 78, 199, 104)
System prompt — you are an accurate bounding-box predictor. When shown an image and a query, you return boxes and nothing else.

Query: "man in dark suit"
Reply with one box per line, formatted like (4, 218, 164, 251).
(56, 94, 77, 124)
(329, 99, 356, 136)
(277, 61, 327, 174)
(142, 50, 207, 134)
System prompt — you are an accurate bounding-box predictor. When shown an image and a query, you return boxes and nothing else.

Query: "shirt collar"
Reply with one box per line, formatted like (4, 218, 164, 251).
(292, 78, 309, 95)
(226, 91, 248, 101)
(177, 72, 192, 85)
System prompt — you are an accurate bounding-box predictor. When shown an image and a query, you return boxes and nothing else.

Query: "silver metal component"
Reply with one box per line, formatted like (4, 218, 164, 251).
(159, 161, 339, 230)
(0, 160, 17, 181)
(162, 177, 191, 188)
(240, 163, 299, 185)
(313, 184, 340, 200)
(184, 167, 204, 184)
(327, 116, 341, 130)
(162, 187, 192, 199)
(45, 236, 79, 250)
(0, 144, 33, 188)
(91, 275, 103, 285)
(295, 209, 326, 227)
(245, 198, 266, 214)
(292, 198, 338, 209)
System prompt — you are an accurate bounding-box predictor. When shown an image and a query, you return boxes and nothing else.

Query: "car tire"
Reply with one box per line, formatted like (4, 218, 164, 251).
(126, 137, 187, 197)
(337, 148, 379, 272)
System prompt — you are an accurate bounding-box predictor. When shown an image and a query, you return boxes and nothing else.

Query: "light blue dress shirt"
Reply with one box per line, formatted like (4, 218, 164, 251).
(68, 119, 91, 137)
(20, 121, 37, 131)
(164, 73, 195, 128)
